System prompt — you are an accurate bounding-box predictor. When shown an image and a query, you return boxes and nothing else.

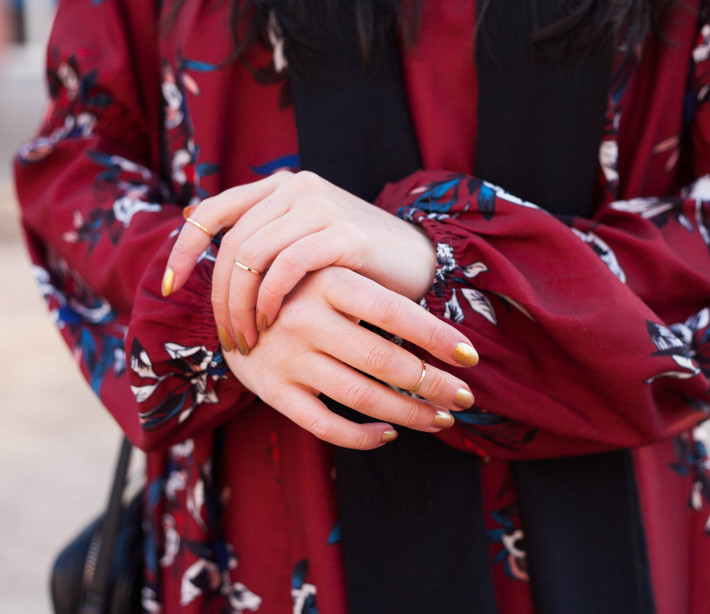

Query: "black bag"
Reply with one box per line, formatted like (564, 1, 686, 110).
(50, 437, 144, 614)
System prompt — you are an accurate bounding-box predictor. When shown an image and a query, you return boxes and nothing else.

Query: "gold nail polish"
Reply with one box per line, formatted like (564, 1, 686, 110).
(256, 311, 268, 332)
(217, 325, 234, 352)
(454, 388, 474, 409)
(433, 410, 455, 428)
(182, 204, 197, 220)
(234, 330, 250, 356)
(161, 267, 175, 297)
(381, 429, 398, 443)
(453, 342, 479, 367)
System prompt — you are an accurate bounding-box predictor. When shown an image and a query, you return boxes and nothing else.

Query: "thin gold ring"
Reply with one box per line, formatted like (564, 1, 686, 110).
(408, 359, 427, 395)
(185, 217, 213, 239)
(234, 259, 264, 276)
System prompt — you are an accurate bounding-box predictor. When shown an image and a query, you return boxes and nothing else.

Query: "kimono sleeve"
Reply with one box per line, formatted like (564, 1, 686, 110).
(14, 0, 252, 452)
(376, 172, 710, 460)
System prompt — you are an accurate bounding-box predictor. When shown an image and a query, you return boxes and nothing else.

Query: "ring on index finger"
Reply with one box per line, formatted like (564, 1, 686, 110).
(185, 217, 214, 239)
(408, 359, 427, 395)
(234, 258, 264, 276)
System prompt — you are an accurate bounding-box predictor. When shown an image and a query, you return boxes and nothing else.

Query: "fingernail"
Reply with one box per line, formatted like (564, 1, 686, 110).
(161, 267, 175, 297)
(453, 342, 479, 367)
(433, 410, 455, 428)
(454, 388, 474, 409)
(256, 311, 268, 332)
(182, 204, 197, 220)
(234, 330, 250, 356)
(381, 429, 398, 443)
(217, 325, 234, 352)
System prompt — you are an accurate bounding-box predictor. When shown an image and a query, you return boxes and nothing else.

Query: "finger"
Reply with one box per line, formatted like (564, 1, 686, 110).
(324, 269, 480, 368)
(304, 352, 456, 432)
(266, 384, 399, 450)
(317, 310, 475, 412)
(212, 169, 338, 265)
(256, 230, 354, 329)
(226, 216, 333, 338)
(162, 171, 291, 296)
(211, 231, 262, 354)
(214, 208, 328, 352)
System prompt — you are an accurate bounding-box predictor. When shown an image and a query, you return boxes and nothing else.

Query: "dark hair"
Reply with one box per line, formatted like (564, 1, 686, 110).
(165, 0, 677, 76)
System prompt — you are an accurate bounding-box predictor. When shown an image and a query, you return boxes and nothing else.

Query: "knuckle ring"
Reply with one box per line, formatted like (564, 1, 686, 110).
(408, 359, 427, 395)
(233, 259, 264, 276)
(185, 217, 213, 239)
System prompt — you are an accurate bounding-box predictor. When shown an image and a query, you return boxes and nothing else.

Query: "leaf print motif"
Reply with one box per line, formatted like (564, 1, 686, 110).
(171, 439, 195, 458)
(683, 175, 710, 200)
(33, 256, 126, 394)
(130, 338, 227, 429)
(130, 344, 160, 380)
(489, 291, 536, 322)
(462, 261, 488, 279)
(645, 320, 701, 382)
(610, 195, 694, 235)
(455, 410, 538, 451)
(694, 24, 710, 63)
(570, 227, 626, 282)
(477, 183, 496, 220)
(188, 478, 207, 532)
(228, 583, 263, 612)
(652, 134, 681, 173)
(180, 557, 262, 611)
(165, 342, 214, 372)
(130, 348, 165, 402)
(410, 177, 463, 214)
(160, 513, 180, 568)
(487, 503, 529, 582)
(669, 426, 710, 532)
(443, 288, 464, 323)
(461, 288, 497, 325)
(599, 139, 619, 185)
(671, 308, 710, 347)
(292, 560, 318, 614)
(694, 201, 710, 254)
(481, 181, 540, 210)
(112, 192, 162, 226)
(267, 10, 288, 73)
(610, 197, 674, 219)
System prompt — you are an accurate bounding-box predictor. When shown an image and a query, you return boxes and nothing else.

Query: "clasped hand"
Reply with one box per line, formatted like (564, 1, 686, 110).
(163, 171, 479, 448)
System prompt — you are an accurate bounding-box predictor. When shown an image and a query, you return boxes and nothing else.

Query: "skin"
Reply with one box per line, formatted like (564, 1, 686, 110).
(164, 171, 479, 449)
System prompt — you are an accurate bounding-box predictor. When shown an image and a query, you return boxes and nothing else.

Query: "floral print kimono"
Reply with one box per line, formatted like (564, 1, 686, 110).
(14, 1, 710, 612)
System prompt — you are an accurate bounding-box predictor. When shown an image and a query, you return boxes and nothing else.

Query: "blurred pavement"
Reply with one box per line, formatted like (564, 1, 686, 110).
(0, 43, 126, 613)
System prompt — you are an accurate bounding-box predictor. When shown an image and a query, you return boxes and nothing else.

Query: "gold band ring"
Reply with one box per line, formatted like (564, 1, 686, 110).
(185, 217, 213, 239)
(234, 259, 264, 276)
(408, 359, 427, 395)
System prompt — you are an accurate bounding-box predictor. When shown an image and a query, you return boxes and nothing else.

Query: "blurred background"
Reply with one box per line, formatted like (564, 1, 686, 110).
(1, 1, 127, 612)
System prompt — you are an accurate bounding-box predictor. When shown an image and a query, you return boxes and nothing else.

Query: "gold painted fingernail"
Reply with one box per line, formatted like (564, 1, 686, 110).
(454, 388, 474, 409)
(161, 267, 175, 297)
(381, 429, 398, 443)
(234, 330, 250, 356)
(217, 325, 234, 352)
(182, 204, 197, 220)
(256, 311, 268, 332)
(433, 410, 455, 428)
(453, 342, 479, 367)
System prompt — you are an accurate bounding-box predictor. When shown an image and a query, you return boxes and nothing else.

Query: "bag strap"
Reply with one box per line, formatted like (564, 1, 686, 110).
(79, 436, 133, 614)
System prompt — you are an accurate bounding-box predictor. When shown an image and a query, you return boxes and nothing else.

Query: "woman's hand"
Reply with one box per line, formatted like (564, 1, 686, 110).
(162, 171, 436, 353)
(223, 266, 479, 449)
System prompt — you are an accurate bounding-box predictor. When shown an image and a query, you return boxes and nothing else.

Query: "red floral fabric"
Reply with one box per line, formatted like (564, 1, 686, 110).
(13, 1, 710, 612)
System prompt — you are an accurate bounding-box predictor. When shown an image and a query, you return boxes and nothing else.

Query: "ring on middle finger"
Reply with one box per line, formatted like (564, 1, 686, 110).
(408, 359, 427, 395)
(233, 258, 264, 276)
